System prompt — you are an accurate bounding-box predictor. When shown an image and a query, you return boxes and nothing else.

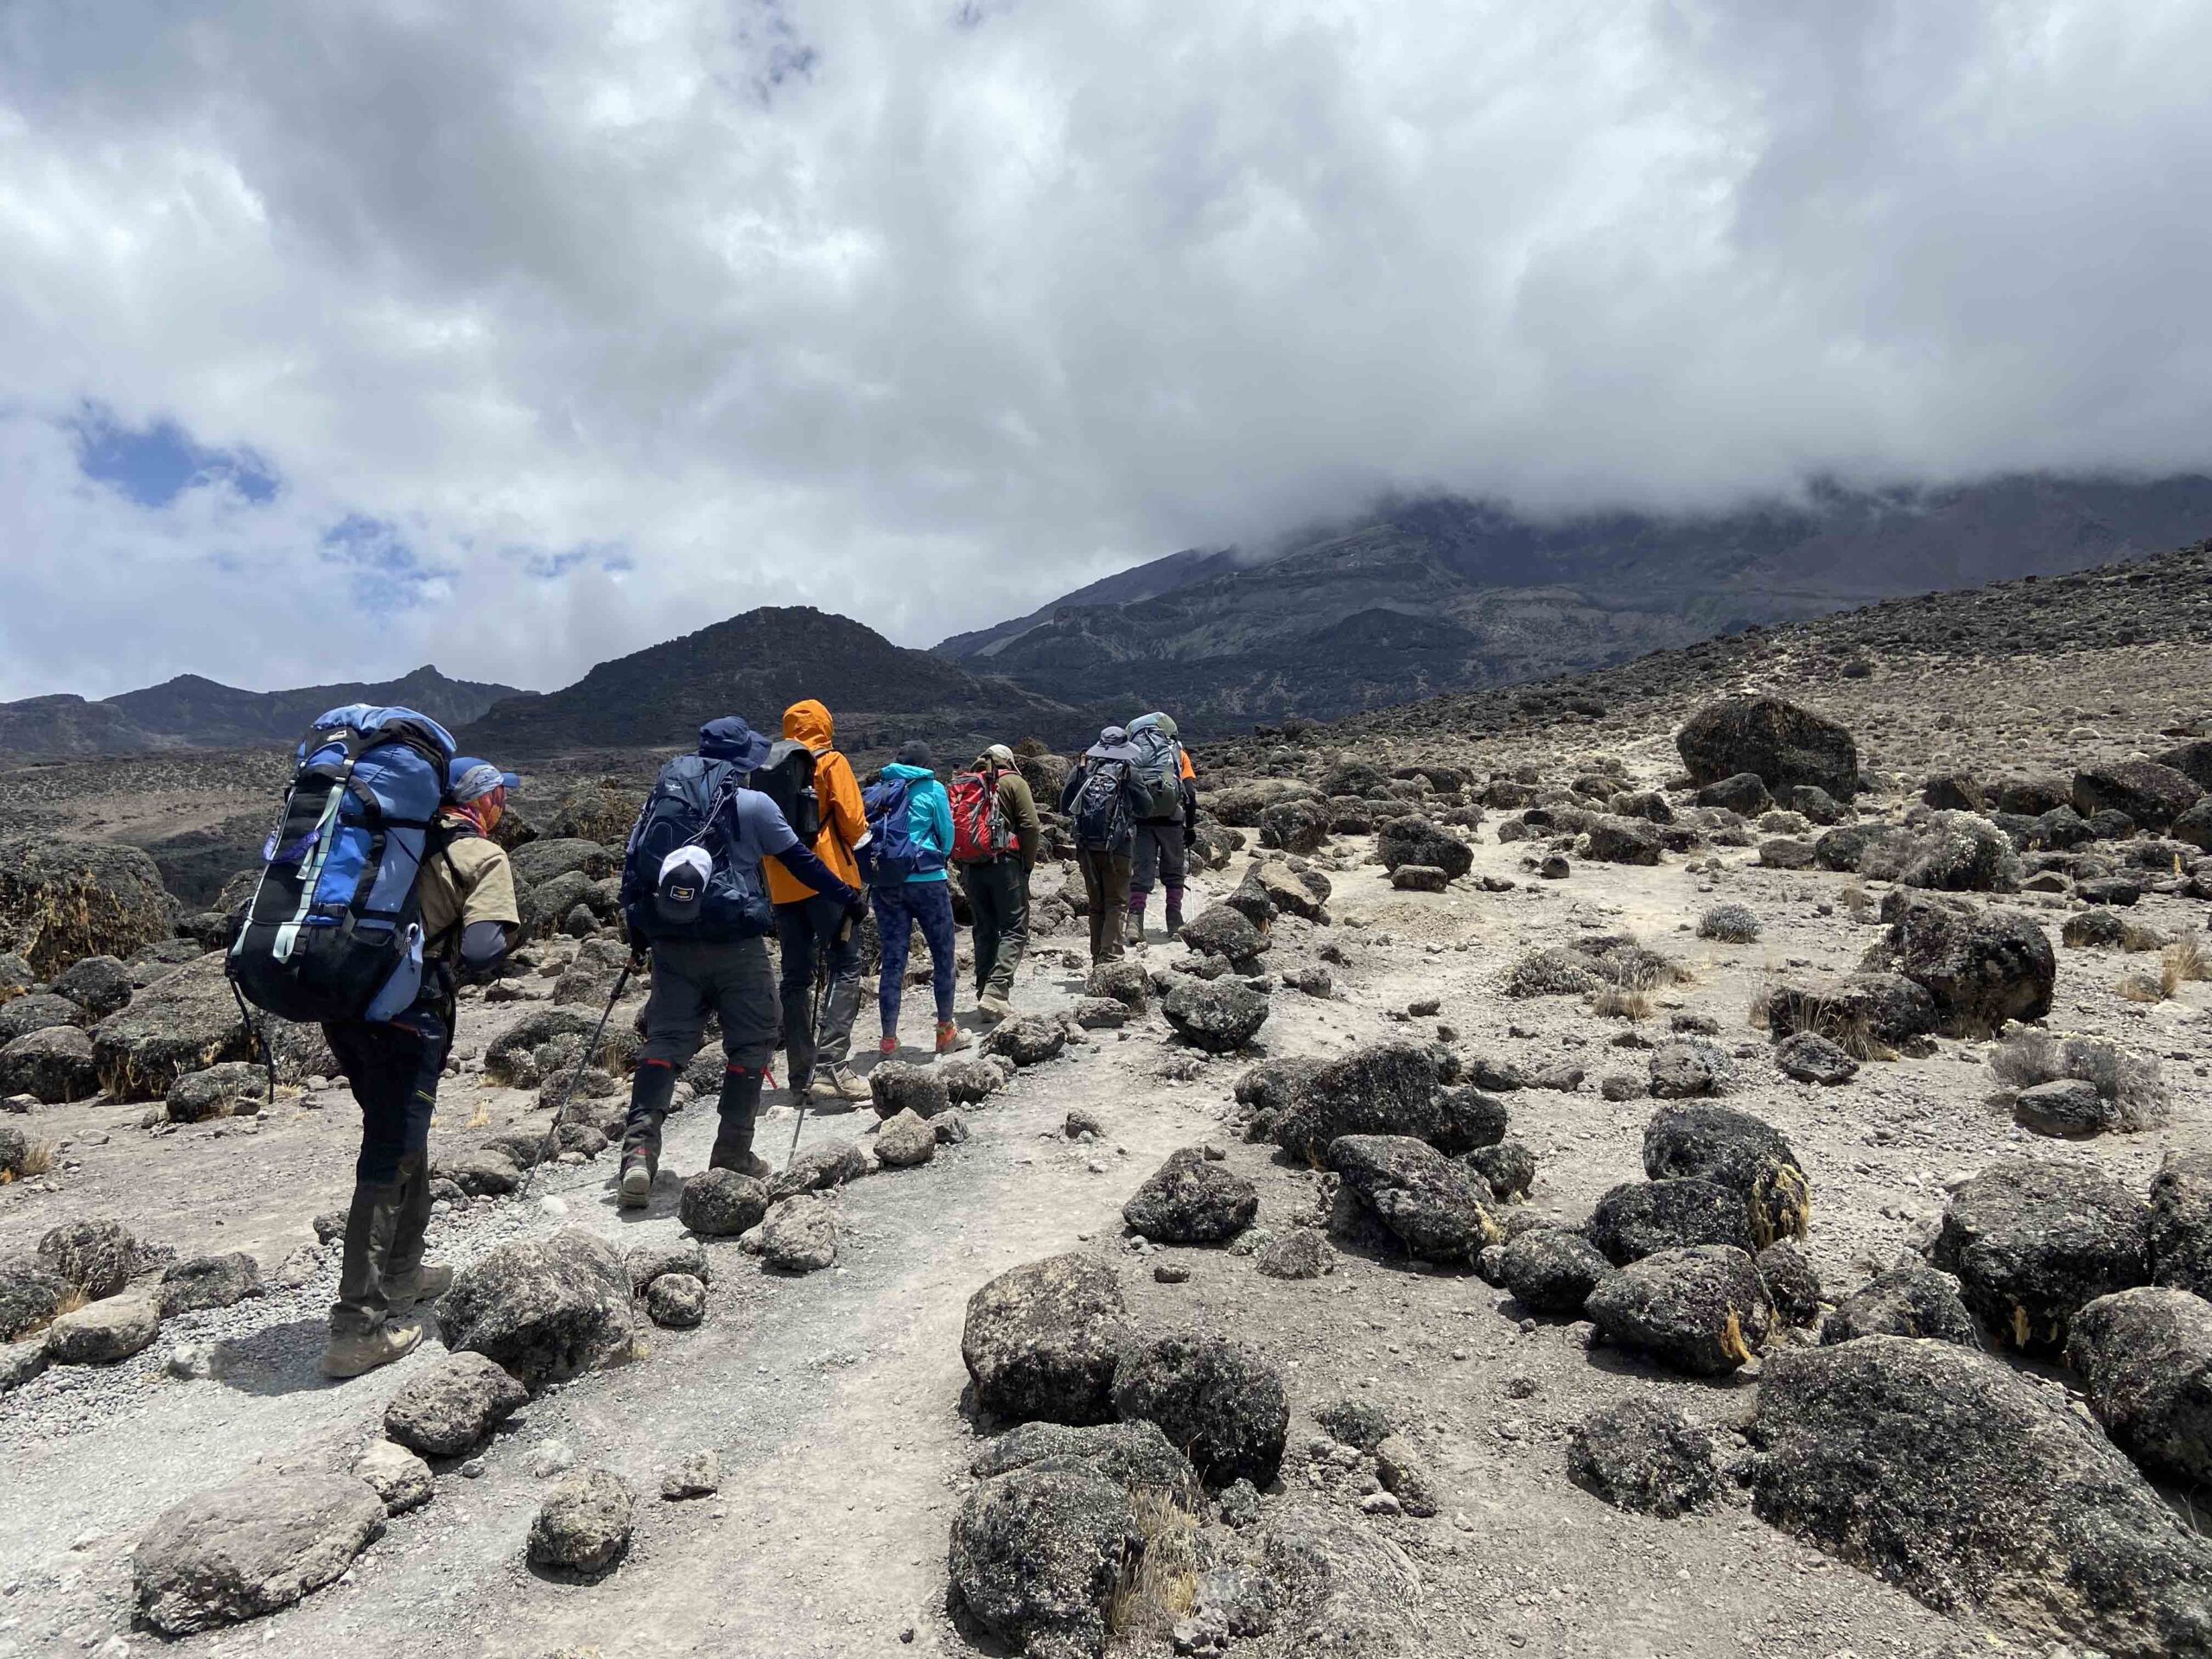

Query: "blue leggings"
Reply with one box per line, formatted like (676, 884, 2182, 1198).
(873, 880, 957, 1030)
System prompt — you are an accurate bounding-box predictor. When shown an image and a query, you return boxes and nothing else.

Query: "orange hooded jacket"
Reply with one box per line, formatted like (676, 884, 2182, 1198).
(764, 699, 869, 905)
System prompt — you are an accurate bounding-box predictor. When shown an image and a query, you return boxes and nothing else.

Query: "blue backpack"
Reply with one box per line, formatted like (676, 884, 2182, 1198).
(861, 775, 921, 887)
(229, 704, 457, 1024)
(620, 755, 774, 942)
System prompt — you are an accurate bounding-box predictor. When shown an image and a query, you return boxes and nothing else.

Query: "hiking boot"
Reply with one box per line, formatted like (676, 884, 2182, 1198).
(711, 1067, 772, 1179)
(977, 990, 1014, 1020)
(710, 1144, 773, 1180)
(879, 1033, 899, 1058)
(618, 1153, 655, 1208)
(936, 1020, 971, 1055)
(387, 1263, 453, 1311)
(321, 1318, 423, 1379)
(1165, 912, 1184, 940)
(810, 1065, 871, 1104)
(1124, 912, 1145, 945)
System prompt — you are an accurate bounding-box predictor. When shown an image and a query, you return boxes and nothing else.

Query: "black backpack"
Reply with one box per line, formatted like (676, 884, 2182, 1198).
(751, 740, 821, 843)
(619, 755, 773, 942)
(1072, 758, 1140, 850)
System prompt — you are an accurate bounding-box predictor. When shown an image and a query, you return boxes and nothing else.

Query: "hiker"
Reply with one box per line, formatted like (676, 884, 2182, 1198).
(1058, 724, 1153, 964)
(950, 743, 1042, 1019)
(321, 754, 521, 1377)
(762, 699, 873, 1104)
(1124, 711, 1198, 944)
(863, 741, 966, 1054)
(618, 716, 862, 1205)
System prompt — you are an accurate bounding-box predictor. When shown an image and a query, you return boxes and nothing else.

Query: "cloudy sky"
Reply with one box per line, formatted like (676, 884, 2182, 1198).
(3, 0, 2209, 701)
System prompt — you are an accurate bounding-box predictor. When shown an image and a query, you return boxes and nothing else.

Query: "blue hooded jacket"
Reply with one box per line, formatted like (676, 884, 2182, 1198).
(880, 761, 953, 882)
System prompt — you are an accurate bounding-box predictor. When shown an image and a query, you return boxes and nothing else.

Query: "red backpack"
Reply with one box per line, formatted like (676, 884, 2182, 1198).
(949, 767, 1016, 861)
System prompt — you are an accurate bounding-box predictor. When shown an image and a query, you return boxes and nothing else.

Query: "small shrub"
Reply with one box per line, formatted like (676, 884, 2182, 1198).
(1106, 1491, 1199, 1635)
(1991, 1028, 2170, 1130)
(2118, 972, 2167, 1004)
(1592, 986, 1653, 1021)
(2164, 935, 2209, 995)
(1696, 904, 1761, 944)
(0, 1136, 55, 1183)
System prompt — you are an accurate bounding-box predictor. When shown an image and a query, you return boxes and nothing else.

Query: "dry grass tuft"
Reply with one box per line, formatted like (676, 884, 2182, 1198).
(2118, 971, 2168, 1004)
(1750, 1162, 1813, 1248)
(1839, 883, 1876, 923)
(2164, 935, 2209, 995)
(1106, 1491, 1199, 1636)
(1592, 985, 1654, 1022)
(1991, 1028, 2171, 1131)
(2120, 921, 2169, 954)
(0, 1137, 56, 1183)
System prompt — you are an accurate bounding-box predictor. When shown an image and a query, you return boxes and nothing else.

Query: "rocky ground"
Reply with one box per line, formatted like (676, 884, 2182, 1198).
(2, 549, 2210, 1658)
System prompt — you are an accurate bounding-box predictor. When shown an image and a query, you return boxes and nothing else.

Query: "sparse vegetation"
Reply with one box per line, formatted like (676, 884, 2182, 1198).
(2120, 921, 2169, 953)
(2164, 934, 2209, 995)
(1990, 1029, 2170, 1131)
(2118, 971, 2168, 1004)
(1695, 903, 1761, 944)
(1106, 1491, 1199, 1636)
(1592, 985, 1654, 1021)
(0, 1135, 56, 1183)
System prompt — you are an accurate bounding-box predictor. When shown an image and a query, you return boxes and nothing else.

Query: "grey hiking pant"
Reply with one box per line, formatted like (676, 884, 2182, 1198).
(960, 856, 1029, 999)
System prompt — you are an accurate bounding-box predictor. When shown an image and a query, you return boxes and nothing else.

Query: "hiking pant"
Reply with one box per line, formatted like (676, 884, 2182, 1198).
(1128, 823, 1188, 921)
(775, 894, 863, 1088)
(960, 857, 1029, 999)
(323, 1006, 447, 1336)
(873, 880, 957, 1032)
(623, 937, 777, 1167)
(1077, 848, 1134, 963)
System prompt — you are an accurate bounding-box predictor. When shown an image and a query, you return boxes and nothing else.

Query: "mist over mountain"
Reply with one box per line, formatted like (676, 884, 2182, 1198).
(936, 474, 2212, 733)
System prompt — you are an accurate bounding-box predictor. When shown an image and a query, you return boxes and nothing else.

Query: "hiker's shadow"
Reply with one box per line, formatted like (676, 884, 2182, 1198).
(209, 1319, 351, 1398)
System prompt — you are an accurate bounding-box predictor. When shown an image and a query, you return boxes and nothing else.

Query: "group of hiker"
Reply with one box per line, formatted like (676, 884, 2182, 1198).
(225, 697, 1198, 1378)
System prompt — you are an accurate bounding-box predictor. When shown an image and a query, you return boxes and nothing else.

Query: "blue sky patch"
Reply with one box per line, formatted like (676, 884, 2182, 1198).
(73, 405, 277, 506)
(320, 514, 455, 609)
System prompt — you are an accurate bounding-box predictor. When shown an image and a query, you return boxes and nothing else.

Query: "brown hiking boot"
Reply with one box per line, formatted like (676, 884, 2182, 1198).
(810, 1065, 871, 1104)
(321, 1318, 423, 1379)
(387, 1263, 453, 1311)
(977, 990, 1014, 1020)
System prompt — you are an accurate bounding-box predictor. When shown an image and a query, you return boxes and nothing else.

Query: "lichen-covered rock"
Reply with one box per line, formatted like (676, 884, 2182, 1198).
(767, 1137, 870, 1201)
(0, 992, 86, 1046)
(385, 1351, 530, 1457)
(0, 1256, 70, 1341)
(1162, 976, 1268, 1053)
(528, 1469, 633, 1574)
(435, 1229, 636, 1388)
(44, 1294, 161, 1364)
(1084, 960, 1149, 1013)
(1465, 1138, 1536, 1204)
(751, 1193, 838, 1273)
(1498, 1226, 1611, 1315)
(1764, 973, 1938, 1047)
(1774, 1031, 1858, 1085)
(1821, 1263, 1980, 1348)
(1326, 1135, 1499, 1264)
(969, 1419, 1203, 1511)
(1747, 1338, 2212, 1658)
(1110, 1333, 1288, 1487)
(0, 1024, 99, 1103)
(875, 1107, 938, 1167)
(2071, 760, 2202, 830)
(949, 1464, 1140, 1659)
(1677, 696, 1857, 799)
(48, 953, 132, 1018)
(132, 1473, 386, 1636)
(2149, 1149, 2212, 1298)
(1122, 1147, 1257, 1244)
(1755, 1240, 1822, 1326)
(354, 1440, 434, 1516)
(1647, 1040, 1733, 1100)
(939, 1057, 1011, 1104)
(1584, 816, 1663, 866)
(646, 1272, 707, 1328)
(1588, 1179, 1754, 1266)
(166, 1061, 269, 1124)
(984, 1015, 1067, 1068)
(963, 1254, 1131, 1427)
(1272, 1042, 1504, 1160)
(2065, 1287, 2212, 1488)
(0, 836, 175, 978)
(1927, 1160, 2149, 1355)
(1860, 811, 2021, 892)
(1568, 1397, 1724, 1516)
(1585, 1245, 1773, 1376)
(1179, 905, 1268, 968)
(91, 951, 249, 1101)
(37, 1217, 139, 1299)
(1641, 1102, 1809, 1247)
(1862, 894, 2055, 1036)
(1256, 1230, 1330, 1281)
(678, 1169, 770, 1236)
(158, 1252, 263, 1316)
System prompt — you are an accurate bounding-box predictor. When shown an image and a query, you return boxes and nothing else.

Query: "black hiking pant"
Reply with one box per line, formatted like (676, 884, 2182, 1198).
(960, 856, 1030, 999)
(775, 893, 863, 1089)
(622, 937, 778, 1169)
(323, 1004, 448, 1336)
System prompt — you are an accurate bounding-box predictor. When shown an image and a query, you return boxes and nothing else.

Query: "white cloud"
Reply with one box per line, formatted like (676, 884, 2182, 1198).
(3, 0, 2211, 699)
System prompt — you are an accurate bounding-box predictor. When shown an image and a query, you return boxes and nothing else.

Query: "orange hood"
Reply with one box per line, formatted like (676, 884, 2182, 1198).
(784, 698, 835, 753)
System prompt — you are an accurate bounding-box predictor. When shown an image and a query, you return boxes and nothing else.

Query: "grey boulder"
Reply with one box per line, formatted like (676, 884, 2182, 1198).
(1586, 1245, 1774, 1376)
(384, 1351, 529, 1458)
(1122, 1147, 1257, 1244)
(133, 1473, 386, 1636)
(963, 1253, 1131, 1426)
(436, 1229, 636, 1388)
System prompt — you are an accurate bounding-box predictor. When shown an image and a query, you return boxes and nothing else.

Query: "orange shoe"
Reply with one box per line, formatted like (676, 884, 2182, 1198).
(879, 1033, 899, 1058)
(936, 1020, 971, 1055)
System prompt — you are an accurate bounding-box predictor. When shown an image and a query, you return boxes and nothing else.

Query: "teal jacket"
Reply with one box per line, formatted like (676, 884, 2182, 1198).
(881, 762, 953, 882)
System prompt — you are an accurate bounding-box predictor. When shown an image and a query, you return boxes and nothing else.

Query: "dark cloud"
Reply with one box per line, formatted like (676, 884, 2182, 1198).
(3, 1, 2209, 698)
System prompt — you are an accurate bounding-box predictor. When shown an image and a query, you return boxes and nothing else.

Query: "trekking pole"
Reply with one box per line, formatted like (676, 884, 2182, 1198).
(518, 962, 632, 1199)
(786, 938, 832, 1170)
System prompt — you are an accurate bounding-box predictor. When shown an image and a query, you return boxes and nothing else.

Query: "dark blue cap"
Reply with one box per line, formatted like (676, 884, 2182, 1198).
(697, 715, 772, 769)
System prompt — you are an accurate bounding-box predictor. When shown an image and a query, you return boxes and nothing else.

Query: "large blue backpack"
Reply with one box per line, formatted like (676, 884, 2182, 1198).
(861, 774, 920, 887)
(229, 704, 457, 1024)
(620, 754, 774, 942)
